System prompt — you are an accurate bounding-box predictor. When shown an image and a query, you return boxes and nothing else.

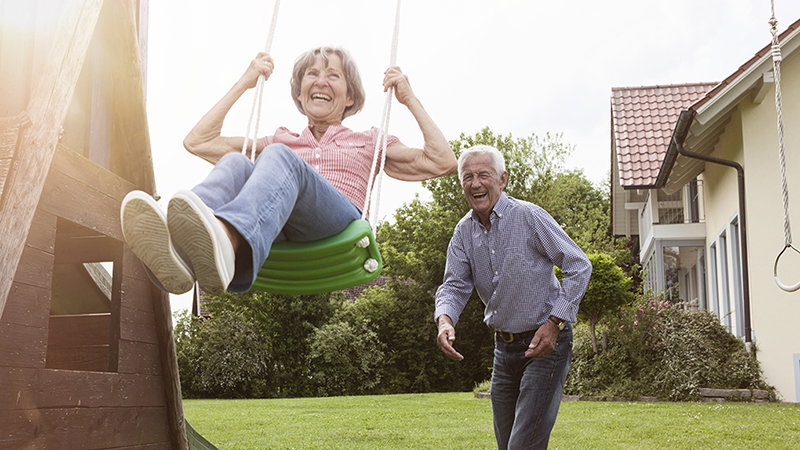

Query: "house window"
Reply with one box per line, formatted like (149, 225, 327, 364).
(686, 179, 702, 223)
(719, 231, 732, 332)
(657, 190, 684, 224)
(642, 254, 657, 294)
(661, 244, 706, 309)
(698, 252, 707, 311)
(730, 217, 744, 339)
(653, 179, 704, 225)
(709, 242, 719, 318)
(47, 218, 121, 372)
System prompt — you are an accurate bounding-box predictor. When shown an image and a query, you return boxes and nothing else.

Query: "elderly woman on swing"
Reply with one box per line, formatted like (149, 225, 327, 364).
(121, 46, 456, 295)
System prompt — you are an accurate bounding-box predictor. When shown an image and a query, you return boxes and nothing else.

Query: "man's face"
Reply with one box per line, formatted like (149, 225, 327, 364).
(460, 153, 507, 223)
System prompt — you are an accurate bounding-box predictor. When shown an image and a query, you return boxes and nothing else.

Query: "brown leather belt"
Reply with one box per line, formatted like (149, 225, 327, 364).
(496, 329, 537, 343)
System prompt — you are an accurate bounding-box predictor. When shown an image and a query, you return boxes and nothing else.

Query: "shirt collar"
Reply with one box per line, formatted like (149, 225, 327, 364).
(470, 193, 509, 225)
(303, 123, 347, 145)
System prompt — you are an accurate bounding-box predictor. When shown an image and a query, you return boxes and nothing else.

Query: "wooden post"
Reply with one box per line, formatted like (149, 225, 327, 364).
(0, 0, 103, 319)
(151, 284, 190, 450)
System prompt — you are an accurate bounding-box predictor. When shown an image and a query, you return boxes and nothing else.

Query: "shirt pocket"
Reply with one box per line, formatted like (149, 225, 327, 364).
(333, 134, 370, 151)
(332, 135, 374, 169)
(502, 247, 532, 278)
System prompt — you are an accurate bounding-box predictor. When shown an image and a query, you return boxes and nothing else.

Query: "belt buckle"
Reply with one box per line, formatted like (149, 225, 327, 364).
(499, 331, 514, 343)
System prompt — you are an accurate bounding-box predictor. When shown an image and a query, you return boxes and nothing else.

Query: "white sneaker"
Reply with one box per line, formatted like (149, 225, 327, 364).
(167, 190, 235, 295)
(120, 191, 195, 294)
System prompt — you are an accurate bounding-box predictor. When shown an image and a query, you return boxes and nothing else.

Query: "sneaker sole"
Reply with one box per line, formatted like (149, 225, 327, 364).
(120, 192, 195, 294)
(168, 190, 233, 295)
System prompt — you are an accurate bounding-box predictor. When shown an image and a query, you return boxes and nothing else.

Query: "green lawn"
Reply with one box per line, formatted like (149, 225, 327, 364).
(184, 393, 800, 449)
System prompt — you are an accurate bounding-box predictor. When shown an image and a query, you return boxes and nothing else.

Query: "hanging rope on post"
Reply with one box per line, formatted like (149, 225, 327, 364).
(769, 1, 800, 292)
(242, 0, 281, 162)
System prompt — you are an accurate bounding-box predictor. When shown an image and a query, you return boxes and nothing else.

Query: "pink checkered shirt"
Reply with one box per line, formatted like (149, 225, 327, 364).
(263, 125, 399, 210)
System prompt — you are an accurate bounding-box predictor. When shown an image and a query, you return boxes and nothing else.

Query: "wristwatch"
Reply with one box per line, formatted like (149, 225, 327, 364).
(548, 316, 565, 330)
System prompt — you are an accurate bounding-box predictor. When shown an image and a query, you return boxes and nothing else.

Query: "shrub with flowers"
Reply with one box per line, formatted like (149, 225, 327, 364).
(564, 294, 774, 401)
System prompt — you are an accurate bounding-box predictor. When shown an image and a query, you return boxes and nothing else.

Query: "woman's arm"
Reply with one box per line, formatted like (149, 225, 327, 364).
(381, 67, 457, 181)
(183, 53, 274, 164)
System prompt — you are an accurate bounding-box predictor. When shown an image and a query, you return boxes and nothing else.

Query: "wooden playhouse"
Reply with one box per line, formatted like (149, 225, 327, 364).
(0, 0, 189, 448)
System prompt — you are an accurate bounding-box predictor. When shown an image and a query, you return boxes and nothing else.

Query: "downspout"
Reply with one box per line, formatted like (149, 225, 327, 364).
(668, 110, 753, 351)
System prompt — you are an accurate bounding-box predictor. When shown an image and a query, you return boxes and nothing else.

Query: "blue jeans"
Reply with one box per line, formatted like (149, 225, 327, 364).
(191, 145, 362, 292)
(491, 322, 573, 450)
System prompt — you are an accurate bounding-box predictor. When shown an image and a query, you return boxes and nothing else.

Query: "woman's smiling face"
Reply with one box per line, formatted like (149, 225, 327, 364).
(297, 53, 354, 126)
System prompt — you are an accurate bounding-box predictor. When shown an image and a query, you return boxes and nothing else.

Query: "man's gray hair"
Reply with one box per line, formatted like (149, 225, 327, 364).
(290, 46, 366, 120)
(458, 145, 506, 180)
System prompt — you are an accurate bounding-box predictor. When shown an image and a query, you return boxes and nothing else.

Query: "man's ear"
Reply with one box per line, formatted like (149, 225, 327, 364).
(499, 171, 508, 189)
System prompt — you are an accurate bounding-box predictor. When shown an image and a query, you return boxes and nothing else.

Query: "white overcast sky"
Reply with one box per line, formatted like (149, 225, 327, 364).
(145, 0, 800, 312)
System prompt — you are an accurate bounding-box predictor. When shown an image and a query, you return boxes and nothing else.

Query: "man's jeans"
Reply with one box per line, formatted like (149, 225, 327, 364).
(192, 145, 361, 292)
(491, 323, 573, 450)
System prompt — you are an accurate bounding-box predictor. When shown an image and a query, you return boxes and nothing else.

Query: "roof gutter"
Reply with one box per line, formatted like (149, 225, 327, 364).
(661, 110, 753, 350)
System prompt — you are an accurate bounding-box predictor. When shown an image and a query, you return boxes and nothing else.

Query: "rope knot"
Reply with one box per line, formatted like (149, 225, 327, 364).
(769, 17, 778, 29)
(772, 44, 783, 62)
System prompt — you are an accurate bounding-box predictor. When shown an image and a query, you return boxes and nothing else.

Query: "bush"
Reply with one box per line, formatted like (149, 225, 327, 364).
(174, 308, 273, 398)
(342, 282, 494, 394)
(203, 290, 337, 397)
(306, 321, 385, 397)
(564, 295, 774, 401)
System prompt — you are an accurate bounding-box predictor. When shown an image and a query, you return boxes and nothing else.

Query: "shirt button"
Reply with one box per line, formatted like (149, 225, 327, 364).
(495, 271, 498, 275)
(484, 230, 488, 235)
(493, 310, 497, 314)
(315, 154, 320, 158)
(314, 165, 320, 170)
(491, 250, 495, 254)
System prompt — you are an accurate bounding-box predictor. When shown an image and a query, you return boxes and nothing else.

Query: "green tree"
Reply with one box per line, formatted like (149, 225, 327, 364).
(578, 253, 634, 354)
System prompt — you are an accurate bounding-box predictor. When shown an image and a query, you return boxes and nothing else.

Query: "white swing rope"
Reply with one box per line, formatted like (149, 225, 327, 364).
(242, 0, 281, 161)
(769, 1, 800, 292)
(362, 0, 402, 230)
(356, 0, 401, 273)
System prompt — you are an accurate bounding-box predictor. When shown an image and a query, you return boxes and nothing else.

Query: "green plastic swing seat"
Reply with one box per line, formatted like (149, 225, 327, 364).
(251, 219, 383, 295)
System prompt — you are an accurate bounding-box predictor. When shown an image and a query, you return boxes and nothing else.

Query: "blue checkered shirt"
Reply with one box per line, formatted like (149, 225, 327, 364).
(434, 194, 592, 333)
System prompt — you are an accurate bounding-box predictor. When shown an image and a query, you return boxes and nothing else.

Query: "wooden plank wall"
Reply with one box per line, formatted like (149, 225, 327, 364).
(0, 145, 173, 450)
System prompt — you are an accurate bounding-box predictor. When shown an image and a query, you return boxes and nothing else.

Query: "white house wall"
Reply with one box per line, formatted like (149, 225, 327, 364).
(701, 109, 745, 337)
(738, 52, 800, 403)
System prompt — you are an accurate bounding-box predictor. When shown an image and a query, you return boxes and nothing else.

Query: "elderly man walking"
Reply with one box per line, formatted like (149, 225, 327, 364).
(434, 145, 592, 449)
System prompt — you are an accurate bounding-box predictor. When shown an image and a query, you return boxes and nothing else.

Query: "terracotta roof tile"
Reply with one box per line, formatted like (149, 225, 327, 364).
(612, 82, 718, 187)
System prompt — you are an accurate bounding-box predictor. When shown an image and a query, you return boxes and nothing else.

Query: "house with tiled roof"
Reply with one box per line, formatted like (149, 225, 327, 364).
(612, 83, 717, 303)
(611, 17, 800, 402)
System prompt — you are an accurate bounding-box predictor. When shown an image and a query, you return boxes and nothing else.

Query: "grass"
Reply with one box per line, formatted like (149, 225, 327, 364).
(184, 393, 800, 449)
